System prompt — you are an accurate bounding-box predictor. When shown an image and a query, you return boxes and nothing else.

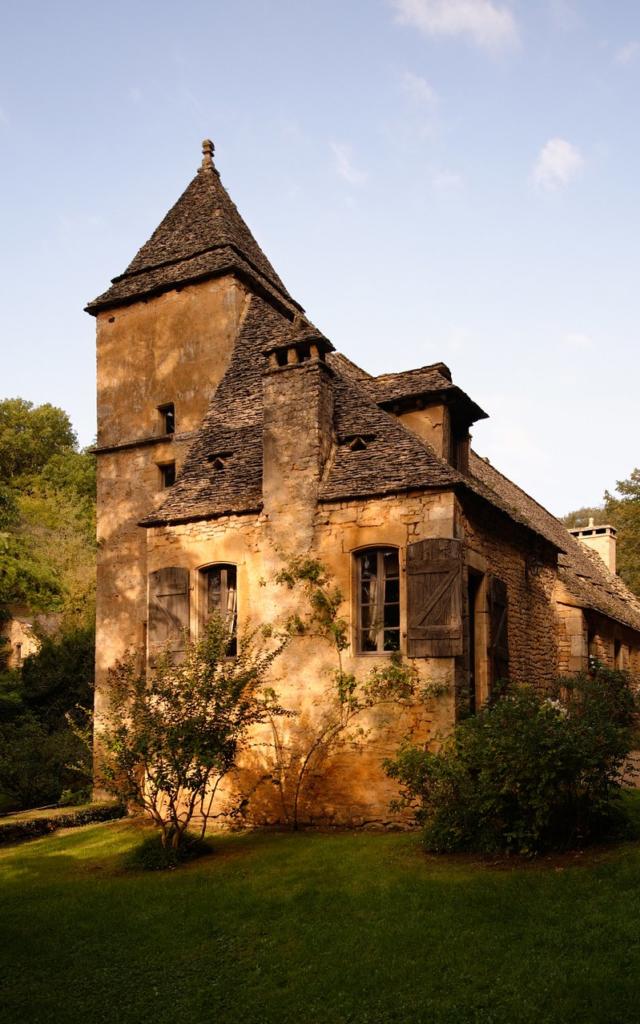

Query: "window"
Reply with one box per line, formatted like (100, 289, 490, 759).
(158, 461, 176, 488)
(355, 548, 400, 653)
(202, 564, 237, 656)
(158, 403, 175, 435)
(148, 567, 190, 661)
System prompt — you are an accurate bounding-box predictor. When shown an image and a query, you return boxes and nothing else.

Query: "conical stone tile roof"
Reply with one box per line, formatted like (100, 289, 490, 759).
(86, 140, 300, 315)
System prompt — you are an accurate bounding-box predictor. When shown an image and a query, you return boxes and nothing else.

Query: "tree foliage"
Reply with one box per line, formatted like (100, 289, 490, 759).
(0, 398, 95, 621)
(0, 398, 96, 810)
(561, 505, 605, 530)
(563, 467, 640, 597)
(0, 624, 95, 810)
(605, 469, 640, 597)
(98, 616, 290, 851)
(0, 398, 77, 484)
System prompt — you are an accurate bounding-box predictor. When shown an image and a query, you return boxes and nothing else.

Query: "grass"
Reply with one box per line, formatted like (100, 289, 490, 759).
(2, 809, 640, 1024)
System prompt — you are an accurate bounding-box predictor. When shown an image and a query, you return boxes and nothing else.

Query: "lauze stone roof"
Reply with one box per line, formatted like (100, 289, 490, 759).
(86, 141, 300, 316)
(470, 452, 640, 633)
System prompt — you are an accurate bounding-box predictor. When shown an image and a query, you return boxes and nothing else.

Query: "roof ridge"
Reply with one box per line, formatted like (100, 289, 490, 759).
(469, 448, 569, 532)
(374, 361, 452, 381)
(468, 450, 640, 630)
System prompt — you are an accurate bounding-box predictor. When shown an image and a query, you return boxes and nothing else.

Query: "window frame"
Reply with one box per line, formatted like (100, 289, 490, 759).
(158, 461, 176, 488)
(353, 546, 401, 656)
(158, 402, 175, 435)
(198, 562, 238, 657)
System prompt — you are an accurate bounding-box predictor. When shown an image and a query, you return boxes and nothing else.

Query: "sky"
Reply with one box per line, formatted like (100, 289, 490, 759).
(1, 0, 639, 516)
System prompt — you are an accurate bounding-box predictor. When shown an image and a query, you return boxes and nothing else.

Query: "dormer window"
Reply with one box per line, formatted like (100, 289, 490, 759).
(342, 434, 374, 452)
(208, 451, 232, 472)
(158, 403, 175, 435)
(348, 436, 368, 452)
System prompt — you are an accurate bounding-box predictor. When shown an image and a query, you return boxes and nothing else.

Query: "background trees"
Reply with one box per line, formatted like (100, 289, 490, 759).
(563, 466, 640, 597)
(0, 398, 96, 811)
(604, 469, 640, 597)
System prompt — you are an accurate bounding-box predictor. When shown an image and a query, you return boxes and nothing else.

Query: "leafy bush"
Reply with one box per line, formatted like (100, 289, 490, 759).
(0, 802, 124, 845)
(20, 624, 94, 727)
(384, 669, 639, 855)
(0, 625, 94, 810)
(124, 833, 213, 872)
(0, 713, 88, 810)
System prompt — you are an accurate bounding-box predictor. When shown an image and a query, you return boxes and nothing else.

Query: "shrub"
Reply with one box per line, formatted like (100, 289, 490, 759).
(0, 802, 124, 845)
(384, 669, 639, 855)
(21, 624, 94, 728)
(0, 714, 86, 811)
(124, 832, 213, 872)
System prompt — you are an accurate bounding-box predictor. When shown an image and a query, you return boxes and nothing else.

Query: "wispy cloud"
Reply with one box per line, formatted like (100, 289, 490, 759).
(400, 70, 439, 106)
(330, 142, 367, 186)
(390, 0, 519, 53)
(532, 138, 584, 191)
(615, 41, 640, 66)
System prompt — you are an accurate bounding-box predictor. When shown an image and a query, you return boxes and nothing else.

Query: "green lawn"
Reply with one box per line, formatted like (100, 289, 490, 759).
(2, 819, 640, 1024)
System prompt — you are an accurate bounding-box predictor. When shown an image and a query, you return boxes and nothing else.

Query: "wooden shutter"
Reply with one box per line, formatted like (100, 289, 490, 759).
(488, 575, 509, 685)
(148, 567, 190, 659)
(407, 538, 464, 657)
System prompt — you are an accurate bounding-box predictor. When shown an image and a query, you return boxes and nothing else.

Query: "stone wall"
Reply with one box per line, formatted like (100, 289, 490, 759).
(93, 277, 249, 746)
(456, 497, 559, 691)
(145, 490, 458, 826)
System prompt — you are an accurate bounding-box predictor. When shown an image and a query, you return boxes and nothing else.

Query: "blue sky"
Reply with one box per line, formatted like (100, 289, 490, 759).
(1, 0, 639, 515)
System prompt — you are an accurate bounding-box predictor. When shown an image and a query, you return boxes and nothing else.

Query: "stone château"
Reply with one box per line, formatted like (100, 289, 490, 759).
(86, 140, 640, 825)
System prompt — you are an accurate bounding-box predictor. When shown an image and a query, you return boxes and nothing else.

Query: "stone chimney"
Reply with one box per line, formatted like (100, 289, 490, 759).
(262, 324, 335, 550)
(568, 517, 617, 574)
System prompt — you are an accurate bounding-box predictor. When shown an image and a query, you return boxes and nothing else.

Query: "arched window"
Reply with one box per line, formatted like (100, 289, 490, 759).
(201, 564, 237, 656)
(354, 547, 400, 653)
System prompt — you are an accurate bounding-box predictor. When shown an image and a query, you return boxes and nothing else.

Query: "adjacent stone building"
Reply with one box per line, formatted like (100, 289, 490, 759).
(86, 141, 640, 826)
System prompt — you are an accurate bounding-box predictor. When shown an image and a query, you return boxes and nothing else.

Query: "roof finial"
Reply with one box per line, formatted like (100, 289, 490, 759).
(201, 139, 215, 170)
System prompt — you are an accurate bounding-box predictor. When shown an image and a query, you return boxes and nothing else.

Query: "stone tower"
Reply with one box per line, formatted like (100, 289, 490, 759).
(86, 140, 300, 727)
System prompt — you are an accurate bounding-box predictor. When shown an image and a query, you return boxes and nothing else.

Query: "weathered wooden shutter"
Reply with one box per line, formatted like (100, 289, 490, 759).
(407, 538, 464, 657)
(148, 567, 190, 659)
(488, 575, 509, 685)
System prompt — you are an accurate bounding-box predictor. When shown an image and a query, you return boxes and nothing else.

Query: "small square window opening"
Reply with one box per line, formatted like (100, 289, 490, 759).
(158, 403, 175, 435)
(159, 462, 176, 488)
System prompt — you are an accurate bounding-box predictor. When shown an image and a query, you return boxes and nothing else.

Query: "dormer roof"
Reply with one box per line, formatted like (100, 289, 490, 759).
(369, 364, 488, 426)
(86, 140, 301, 316)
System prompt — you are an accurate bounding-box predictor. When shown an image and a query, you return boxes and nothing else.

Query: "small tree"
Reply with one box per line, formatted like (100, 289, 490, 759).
(98, 616, 289, 850)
